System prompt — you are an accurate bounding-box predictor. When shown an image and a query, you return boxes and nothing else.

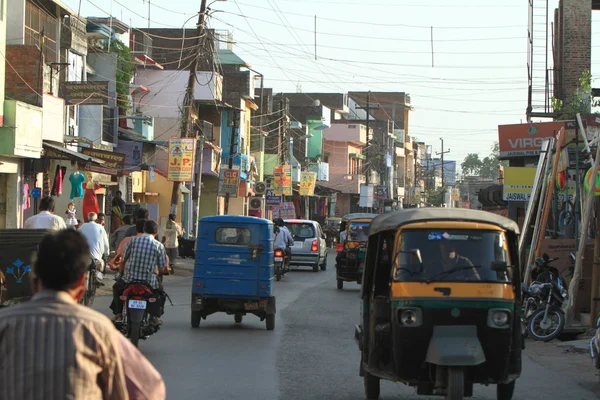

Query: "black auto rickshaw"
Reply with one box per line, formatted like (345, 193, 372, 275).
(335, 213, 377, 290)
(355, 208, 522, 400)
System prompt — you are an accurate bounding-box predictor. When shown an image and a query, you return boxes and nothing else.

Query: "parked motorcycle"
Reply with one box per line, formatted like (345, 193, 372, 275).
(115, 281, 160, 347)
(525, 254, 568, 341)
(590, 315, 600, 381)
(274, 248, 291, 281)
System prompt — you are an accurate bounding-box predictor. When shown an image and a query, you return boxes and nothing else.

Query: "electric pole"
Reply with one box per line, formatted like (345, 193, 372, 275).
(356, 91, 380, 185)
(224, 109, 240, 215)
(436, 137, 450, 206)
(169, 0, 208, 216)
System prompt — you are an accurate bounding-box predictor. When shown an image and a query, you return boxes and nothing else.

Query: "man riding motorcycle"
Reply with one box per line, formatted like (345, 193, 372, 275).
(78, 212, 110, 284)
(273, 218, 293, 263)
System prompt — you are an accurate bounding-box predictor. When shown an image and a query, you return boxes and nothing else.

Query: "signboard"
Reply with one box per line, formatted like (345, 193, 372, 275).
(62, 81, 109, 105)
(81, 147, 126, 176)
(299, 171, 317, 196)
(168, 138, 197, 182)
(272, 202, 296, 219)
(375, 185, 388, 200)
(273, 165, 292, 195)
(359, 184, 374, 208)
(503, 167, 577, 201)
(218, 168, 240, 197)
(115, 141, 143, 168)
(265, 188, 282, 206)
(498, 121, 589, 159)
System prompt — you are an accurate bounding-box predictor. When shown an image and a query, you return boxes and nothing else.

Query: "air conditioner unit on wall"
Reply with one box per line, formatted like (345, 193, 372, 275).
(249, 197, 263, 211)
(255, 182, 266, 195)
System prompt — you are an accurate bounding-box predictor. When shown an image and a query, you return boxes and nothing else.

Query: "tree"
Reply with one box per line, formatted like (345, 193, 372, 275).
(461, 142, 506, 179)
(552, 70, 593, 120)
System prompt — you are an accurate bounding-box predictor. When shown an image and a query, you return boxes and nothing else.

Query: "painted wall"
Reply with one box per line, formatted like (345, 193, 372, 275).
(140, 169, 182, 226)
(324, 123, 367, 144)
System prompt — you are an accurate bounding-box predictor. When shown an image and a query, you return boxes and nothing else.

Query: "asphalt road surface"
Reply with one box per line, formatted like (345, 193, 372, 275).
(94, 253, 600, 400)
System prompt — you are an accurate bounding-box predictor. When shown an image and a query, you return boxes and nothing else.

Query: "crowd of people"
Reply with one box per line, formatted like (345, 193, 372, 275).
(0, 195, 186, 399)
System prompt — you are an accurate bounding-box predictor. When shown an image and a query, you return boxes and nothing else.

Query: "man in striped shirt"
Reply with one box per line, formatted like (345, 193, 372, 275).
(0, 229, 166, 400)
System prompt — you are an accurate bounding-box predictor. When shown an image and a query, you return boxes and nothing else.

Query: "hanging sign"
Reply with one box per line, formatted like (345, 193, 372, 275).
(273, 165, 292, 195)
(272, 202, 296, 219)
(218, 167, 240, 197)
(265, 188, 282, 206)
(168, 138, 196, 182)
(299, 171, 317, 196)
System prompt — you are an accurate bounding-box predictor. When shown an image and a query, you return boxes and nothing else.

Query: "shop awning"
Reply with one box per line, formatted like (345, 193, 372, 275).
(43, 141, 106, 165)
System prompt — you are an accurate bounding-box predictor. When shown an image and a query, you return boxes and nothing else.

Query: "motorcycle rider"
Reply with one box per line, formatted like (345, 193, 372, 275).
(112, 220, 170, 325)
(274, 218, 293, 265)
(78, 212, 110, 284)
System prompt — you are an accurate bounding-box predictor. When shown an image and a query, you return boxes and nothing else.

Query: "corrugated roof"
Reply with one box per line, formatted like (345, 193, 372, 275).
(217, 49, 250, 67)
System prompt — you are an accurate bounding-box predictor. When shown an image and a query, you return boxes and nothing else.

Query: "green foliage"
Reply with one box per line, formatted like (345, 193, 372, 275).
(427, 187, 445, 206)
(551, 69, 593, 120)
(109, 38, 135, 111)
(460, 142, 506, 179)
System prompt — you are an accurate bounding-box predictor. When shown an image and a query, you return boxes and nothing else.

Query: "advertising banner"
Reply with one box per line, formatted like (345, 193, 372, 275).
(272, 202, 296, 219)
(265, 188, 282, 206)
(81, 147, 126, 176)
(299, 171, 317, 196)
(503, 167, 577, 201)
(167, 138, 196, 182)
(218, 167, 240, 197)
(359, 184, 374, 208)
(273, 165, 292, 195)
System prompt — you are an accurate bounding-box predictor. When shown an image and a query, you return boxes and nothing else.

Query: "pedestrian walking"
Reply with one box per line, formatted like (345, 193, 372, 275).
(0, 229, 166, 400)
(23, 196, 67, 230)
(162, 214, 183, 272)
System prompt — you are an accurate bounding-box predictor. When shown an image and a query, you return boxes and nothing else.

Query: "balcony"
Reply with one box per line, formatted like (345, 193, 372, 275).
(325, 123, 367, 145)
(0, 100, 43, 158)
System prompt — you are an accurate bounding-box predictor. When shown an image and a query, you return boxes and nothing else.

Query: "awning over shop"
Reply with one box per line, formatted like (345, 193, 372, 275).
(43, 141, 105, 166)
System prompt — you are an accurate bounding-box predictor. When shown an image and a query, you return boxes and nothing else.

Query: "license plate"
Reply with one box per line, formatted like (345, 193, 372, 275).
(244, 302, 259, 310)
(274, 257, 283, 261)
(128, 300, 147, 310)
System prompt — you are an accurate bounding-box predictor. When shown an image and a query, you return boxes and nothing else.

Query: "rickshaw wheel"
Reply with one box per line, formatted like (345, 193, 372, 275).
(191, 311, 201, 328)
(266, 314, 275, 330)
(496, 381, 515, 400)
(446, 367, 464, 400)
(234, 313, 243, 323)
(363, 372, 380, 399)
(337, 279, 343, 290)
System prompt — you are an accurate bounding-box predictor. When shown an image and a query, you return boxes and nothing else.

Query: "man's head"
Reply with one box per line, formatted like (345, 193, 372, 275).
(88, 212, 98, 222)
(97, 213, 105, 225)
(274, 218, 284, 227)
(135, 219, 147, 233)
(440, 241, 457, 263)
(116, 190, 122, 199)
(33, 230, 90, 298)
(39, 196, 55, 213)
(123, 215, 133, 225)
(144, 220, 159, 235)
(135, 208, 149, 222)
(168, 213, 176, 221)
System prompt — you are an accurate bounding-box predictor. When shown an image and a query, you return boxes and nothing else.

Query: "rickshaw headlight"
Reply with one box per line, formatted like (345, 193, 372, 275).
(398, 308, 422, 327)
(488, 309, 510, 328)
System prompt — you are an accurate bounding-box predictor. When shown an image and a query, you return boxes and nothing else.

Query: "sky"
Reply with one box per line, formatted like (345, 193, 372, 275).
(63, 0, 600, 168)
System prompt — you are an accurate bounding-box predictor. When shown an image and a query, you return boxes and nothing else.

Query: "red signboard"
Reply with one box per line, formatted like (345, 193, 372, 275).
(498, 122, 564, 158)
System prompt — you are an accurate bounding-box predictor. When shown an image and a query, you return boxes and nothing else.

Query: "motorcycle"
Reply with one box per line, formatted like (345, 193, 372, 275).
(274, 248, 291, 281)
(115, 281, 160, 347)
(525, 254, 568, 341)
(590, 315, 600, 381)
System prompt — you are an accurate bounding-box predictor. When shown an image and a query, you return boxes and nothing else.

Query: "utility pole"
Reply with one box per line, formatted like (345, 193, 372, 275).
(224, 109, 239, 215)
(436, 138, 450, 206)
(356, 92, 380, 211)
(169, 0, 208, 216)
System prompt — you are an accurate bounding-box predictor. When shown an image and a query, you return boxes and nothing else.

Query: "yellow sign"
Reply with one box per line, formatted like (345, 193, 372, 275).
(503, 167, 576, 202)
(299, 171, 317, 196)
(168, 138, 197, 182)
(273, 165, 292, 195)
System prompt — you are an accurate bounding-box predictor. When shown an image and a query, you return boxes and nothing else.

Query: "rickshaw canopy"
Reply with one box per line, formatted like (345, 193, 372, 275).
(341, 213, 379, 222)
(369, 208, 520, 236)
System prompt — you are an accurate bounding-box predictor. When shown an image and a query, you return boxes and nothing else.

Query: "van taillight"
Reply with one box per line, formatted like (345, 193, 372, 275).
(311, 240, 318, 252)
(275, 250, 283, 257)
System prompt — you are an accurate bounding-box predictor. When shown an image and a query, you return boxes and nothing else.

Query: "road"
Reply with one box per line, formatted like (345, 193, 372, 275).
(93, 253, 600, 400)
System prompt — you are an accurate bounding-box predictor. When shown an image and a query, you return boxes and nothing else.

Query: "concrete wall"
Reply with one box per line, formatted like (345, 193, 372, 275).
(325, 123, 367, 144)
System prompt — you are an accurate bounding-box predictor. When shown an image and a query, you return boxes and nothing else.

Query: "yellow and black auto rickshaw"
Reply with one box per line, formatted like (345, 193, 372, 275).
(355, 208, 522, 400)
(335, 213, 378, 290)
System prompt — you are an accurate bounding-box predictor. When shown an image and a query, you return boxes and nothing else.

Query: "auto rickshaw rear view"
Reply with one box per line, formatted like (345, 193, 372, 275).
(355, 208, 522, 400)
(335, 213, 377, 290)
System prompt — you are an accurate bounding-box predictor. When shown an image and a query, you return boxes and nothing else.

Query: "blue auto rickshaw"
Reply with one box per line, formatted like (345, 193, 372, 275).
(191, 216, 276, 330)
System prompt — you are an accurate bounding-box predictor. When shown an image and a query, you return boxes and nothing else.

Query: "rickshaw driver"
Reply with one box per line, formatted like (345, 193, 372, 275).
(438, 240, 481, 281)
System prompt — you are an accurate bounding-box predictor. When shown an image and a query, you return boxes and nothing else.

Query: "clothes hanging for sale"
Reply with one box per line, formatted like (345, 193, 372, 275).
(42, 170, 51, 198)
(51, 165, 67, 196)
(22, 183, 30, 210)
(69, 171, 85, 199)
(82, 183, 101, 222)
